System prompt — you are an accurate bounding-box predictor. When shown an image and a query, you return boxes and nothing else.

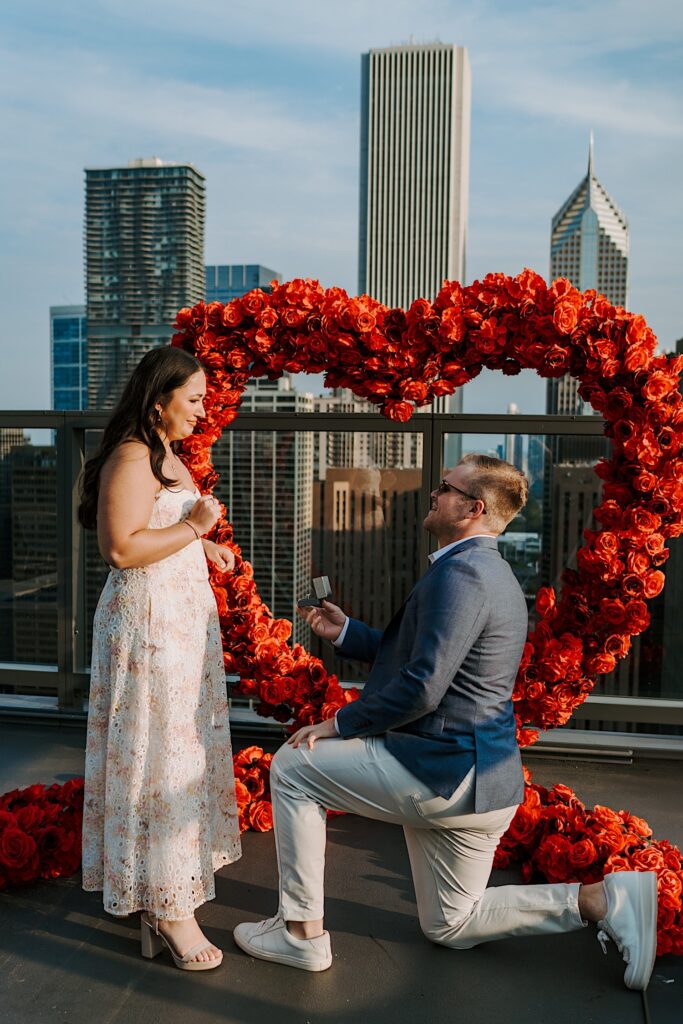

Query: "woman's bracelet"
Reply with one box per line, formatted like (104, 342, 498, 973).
(184, 520, 201, 541)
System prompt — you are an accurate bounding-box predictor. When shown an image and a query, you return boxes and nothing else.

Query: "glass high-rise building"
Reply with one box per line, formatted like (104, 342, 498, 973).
(547, 138, 628, 416)
(50, 305, 87, 410)
(205, 265, 280, 303)
(85, 158, 205, 409)
(358, 43, 471, 309)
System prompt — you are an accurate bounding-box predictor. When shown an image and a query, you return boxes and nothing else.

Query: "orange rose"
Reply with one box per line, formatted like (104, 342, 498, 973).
(248, 800, 274, 832)
(553, 300, 580, 335)
(643, 570, 665, 598)
(535, 586, 556, 617)
(234, 746, 265, 769)
(631, 847, 665, 872)
(642, 372, 676, 402)
(569, 837, 597, 869)
(234, 780, 250, 812)
(382, 399, 414, 422)
(222, 301, 244, 327)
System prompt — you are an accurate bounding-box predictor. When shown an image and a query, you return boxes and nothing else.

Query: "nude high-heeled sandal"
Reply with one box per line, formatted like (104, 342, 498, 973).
(140, 912, 223, 971)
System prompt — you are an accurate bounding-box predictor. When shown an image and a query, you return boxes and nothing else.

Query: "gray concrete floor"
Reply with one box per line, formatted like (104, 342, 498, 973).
(0, 721, 681, 1024)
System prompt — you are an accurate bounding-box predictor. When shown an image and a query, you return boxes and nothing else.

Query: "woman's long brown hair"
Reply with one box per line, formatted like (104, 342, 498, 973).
(77, 346, 203, 530)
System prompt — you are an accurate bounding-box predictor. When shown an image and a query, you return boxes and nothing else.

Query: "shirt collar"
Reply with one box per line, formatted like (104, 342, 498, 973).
(428, 535, 498, 564)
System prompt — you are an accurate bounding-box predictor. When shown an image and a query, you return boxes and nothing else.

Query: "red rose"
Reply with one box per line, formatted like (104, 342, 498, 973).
(271, 619, 293, 643)
(630, 847, 665, 872)
(234, 781, 250, 812)
(382, 399, 413, 422)
(248, 800, 274, 832)
(569, 837, 597, 870)
(643, 570, 665, 598)
(234, 746, 265, 769)
(658, 868, 683, 903)
(620, 812, 653, 839)
(0, 828, 39, 881)
(222, 301, 244, 327)
(534, 835, 572, 882)
(593, 827, 627, 858)
(15, 805, 44, 831)
(535, 586, 556, 617)
(642, 372, 676, 402)
(440, 307, 466, 342)
(604, 634, 630, 658)
(504, 805, 541, 847)
(553, 300, 580, 335)
(625, 551, 650, 576)
(584, 652, 617, 675)
(241, 769, 265, 800)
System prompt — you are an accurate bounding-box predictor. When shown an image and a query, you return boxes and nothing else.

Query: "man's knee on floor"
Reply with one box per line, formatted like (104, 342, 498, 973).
(419, 912, 477, 950)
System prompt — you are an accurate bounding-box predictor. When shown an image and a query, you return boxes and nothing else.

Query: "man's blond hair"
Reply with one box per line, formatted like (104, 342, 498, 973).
(458, 453, 529, 533)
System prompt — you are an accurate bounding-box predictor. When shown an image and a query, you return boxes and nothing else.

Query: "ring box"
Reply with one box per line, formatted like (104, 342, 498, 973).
(297, 576, 333, 609)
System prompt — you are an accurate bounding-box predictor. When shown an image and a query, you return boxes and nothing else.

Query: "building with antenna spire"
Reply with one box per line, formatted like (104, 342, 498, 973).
(547, 136, 629, 415)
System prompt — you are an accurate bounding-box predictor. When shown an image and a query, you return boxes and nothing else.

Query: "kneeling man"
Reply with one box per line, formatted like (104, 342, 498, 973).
(234, 454, 657, 991)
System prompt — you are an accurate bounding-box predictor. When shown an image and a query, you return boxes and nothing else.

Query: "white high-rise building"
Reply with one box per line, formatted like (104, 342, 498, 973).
(547, 138, 628, 415)
(358, 43, 471, 309)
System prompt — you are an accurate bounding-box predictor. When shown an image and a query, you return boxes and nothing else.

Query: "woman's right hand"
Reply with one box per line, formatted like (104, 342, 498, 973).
(186, 494, 222, 536)
(297, 600, 347, 643)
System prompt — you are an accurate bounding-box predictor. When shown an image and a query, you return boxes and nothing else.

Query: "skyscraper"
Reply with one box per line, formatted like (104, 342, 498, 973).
(547, 138, 628, 416)
(51, 305, 87, 410)
(358, 43, 471, 309)
(211, 377, 314, 645)
(206, 265, 280, 303)
(85, 158, 205, 408)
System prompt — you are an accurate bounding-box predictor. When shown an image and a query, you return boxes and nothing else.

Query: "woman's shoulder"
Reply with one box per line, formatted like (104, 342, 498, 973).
(114, 438, 150, 460)
(102, 439, 156, 486)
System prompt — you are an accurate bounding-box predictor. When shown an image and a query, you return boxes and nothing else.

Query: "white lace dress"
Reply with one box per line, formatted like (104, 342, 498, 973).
(82, 487, 241, 919)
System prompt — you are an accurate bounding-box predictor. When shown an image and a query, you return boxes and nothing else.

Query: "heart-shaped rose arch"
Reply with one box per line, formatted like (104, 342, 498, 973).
(171, 269, 683, 955)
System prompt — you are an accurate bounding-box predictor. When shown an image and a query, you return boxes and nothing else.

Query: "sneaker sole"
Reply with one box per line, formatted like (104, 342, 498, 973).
(233, 930, 332, 972)
(625, 872, 657, 991)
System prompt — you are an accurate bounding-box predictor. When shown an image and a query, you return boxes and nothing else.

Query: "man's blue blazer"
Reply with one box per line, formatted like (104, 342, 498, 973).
(335, 536, 528, 813)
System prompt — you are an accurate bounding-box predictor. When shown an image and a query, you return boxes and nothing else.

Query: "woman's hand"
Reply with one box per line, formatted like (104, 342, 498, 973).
(187, 494, 222, 536)
(297, 600, 347, 643)
(202, 539, 235, 571)
(287, 717, 338, 750)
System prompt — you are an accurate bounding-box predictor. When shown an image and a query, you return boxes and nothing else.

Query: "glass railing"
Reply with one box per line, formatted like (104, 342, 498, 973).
(1, 409, 682, 746)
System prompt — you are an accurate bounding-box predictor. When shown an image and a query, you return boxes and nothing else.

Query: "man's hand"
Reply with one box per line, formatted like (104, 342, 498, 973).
(202, 539, 236, 572)
(297, 599, 346, 643)
(287, 717, 338, 750)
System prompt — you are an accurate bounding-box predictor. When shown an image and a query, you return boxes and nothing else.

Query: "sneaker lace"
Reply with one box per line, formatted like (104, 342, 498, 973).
(252, 915, 283, 937)
(597, 925, 630, 962)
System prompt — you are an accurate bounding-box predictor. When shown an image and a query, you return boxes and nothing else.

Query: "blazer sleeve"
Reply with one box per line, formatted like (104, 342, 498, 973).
(336, 560, 488, 738)
(336, 618, 384, 663)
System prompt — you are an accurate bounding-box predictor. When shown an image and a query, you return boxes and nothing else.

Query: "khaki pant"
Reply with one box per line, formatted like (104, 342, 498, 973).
(270, 736, 585, 947)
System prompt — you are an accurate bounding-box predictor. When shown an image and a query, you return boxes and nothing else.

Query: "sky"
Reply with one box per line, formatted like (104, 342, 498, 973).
(1, 0, 682, 414)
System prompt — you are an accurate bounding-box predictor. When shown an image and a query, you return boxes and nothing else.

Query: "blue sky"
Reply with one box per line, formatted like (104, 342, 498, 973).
(1, 0, 682, 413)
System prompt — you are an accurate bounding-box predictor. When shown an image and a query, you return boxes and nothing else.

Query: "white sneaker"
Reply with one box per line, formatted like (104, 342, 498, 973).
(233, 915, 332, 972)
(596, 871, 657, 990)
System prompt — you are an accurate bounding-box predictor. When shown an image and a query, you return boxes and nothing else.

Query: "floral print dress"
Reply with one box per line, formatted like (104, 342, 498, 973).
(82, 487, 241, 919)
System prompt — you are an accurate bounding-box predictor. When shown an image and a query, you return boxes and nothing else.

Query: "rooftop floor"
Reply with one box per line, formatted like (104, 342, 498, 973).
(1, 722, 681, 1024)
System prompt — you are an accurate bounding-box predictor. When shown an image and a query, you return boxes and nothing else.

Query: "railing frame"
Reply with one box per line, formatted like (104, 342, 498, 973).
(2, 409, 682, 736)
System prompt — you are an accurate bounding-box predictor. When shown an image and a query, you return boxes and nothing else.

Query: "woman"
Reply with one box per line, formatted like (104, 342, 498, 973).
(79, 346, 241, 971)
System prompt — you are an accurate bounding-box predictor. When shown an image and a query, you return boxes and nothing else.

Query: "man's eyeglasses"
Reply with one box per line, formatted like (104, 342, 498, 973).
(436, 480, 487, 513)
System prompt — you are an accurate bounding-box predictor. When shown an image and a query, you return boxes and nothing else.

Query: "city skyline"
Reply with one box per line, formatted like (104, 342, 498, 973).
(2, 1, 682, 415)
